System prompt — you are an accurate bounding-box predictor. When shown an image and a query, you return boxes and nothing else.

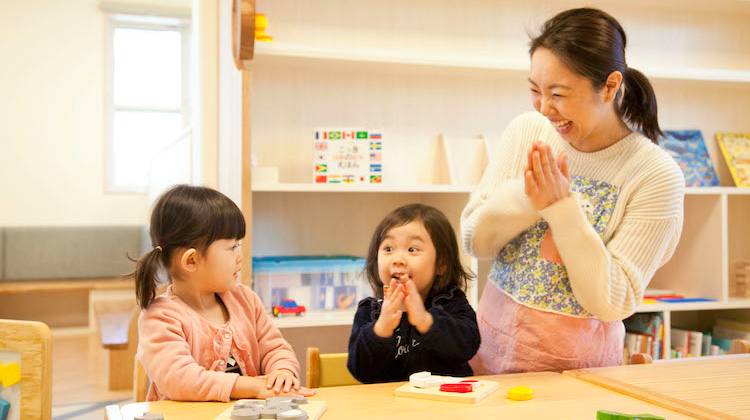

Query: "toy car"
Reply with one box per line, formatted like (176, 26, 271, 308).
(272, 299, 306, 317)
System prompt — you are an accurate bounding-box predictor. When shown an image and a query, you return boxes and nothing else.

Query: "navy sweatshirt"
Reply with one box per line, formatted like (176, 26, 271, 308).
(347, 286, 480, 383)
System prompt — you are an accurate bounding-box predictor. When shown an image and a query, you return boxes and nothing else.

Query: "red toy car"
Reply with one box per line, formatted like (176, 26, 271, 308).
(272, 299, 306, 317)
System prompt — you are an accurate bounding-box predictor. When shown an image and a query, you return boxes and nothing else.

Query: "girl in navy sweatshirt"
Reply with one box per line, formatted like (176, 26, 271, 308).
(347, 203, 480, 383)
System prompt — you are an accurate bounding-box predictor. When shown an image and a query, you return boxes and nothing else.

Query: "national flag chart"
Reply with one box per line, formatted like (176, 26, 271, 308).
(314, 129, 383, 184)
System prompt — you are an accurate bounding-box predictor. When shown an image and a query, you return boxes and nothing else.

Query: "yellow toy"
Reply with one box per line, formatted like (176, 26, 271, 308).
(0, 362, 21, 388)
(507, 385, 534, 401)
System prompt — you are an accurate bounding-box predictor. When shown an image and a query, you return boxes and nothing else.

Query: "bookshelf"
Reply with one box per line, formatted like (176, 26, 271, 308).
(236, 0, 750, 360)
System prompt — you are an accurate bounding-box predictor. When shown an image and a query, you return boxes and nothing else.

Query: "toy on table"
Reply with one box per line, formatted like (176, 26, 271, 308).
(596, 409, 665, 420)
(215, 397, 328, 420)
(394, 371, 499, 404)
(0, 398, 8, 420)
(272, 299, 306, 317)
(0, 363, 20, 389)
(507, 385, 534, 401)
(439, 381, 478, 393)
(0, 362, 21, 420)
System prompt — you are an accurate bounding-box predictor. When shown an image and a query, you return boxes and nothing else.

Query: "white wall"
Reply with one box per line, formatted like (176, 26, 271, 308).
(0, 0, 191, 227)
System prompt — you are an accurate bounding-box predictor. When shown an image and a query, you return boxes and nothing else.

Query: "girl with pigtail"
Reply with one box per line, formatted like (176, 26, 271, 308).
(130, 185, 314, 401)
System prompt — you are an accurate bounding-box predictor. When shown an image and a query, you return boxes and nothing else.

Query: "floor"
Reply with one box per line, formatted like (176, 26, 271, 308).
(52, 334, 132, 420)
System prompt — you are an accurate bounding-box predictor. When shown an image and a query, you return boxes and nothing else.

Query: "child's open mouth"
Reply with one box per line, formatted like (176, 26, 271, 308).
(391, 272, 410, 283)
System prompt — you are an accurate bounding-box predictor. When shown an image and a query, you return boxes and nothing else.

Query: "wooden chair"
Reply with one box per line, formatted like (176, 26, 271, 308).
(103, 318, 148, 420)
(629, 338, 750, 364)
(305, 347, 360, 388)
(0, 319, 52, 420)
(96, 303, 139, 390)
(133, 355, 149, 402)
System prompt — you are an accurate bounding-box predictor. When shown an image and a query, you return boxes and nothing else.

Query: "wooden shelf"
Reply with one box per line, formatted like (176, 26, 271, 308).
(636, 298, 750, 313)
(253, 183, 750, 195)
(239, 0, 750, 334)
(256, 44, 750, 84)
(685, 186, 750, 196)
(252, 182, 475, 193)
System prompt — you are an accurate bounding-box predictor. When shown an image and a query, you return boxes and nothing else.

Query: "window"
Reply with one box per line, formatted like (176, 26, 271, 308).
(105, 14, 191, 193)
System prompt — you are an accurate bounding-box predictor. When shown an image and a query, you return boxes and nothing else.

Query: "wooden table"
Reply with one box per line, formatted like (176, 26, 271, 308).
(565, 354, 750, 420)
(115, 372, 690, 419)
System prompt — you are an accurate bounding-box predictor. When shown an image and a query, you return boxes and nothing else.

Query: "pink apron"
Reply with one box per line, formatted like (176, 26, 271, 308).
(470, 281, 624, 374)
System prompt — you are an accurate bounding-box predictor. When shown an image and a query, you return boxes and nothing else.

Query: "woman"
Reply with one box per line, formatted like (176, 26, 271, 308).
(462, 8, 685, 374)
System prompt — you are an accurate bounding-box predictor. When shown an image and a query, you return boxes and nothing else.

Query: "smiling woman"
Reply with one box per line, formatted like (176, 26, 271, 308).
(461, 7, 686, 375)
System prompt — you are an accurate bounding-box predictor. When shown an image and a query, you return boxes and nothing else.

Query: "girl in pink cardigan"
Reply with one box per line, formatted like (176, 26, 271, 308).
(130, 185, 314, 401)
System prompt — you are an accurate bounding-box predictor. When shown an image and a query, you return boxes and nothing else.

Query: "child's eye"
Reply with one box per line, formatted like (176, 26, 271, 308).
(408, 247, 419, 253)
(382, 246, 393, 252)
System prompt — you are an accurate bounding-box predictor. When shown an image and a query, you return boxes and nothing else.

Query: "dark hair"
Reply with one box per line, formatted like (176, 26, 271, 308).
(365, 203, 473, 300)
(128, 185, 246, 309)
(530, 7, 662, 143)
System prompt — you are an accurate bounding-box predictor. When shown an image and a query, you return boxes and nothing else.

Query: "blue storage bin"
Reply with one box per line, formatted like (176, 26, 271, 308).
(252, 256, 369, 313)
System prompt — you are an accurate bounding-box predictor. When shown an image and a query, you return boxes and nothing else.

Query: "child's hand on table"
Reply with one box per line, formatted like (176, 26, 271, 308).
(265, 369, 300, 393)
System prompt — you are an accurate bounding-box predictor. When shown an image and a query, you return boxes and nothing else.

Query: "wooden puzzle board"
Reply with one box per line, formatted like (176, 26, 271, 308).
(394, 380, 500, 404)
(214, 399, 327, 420)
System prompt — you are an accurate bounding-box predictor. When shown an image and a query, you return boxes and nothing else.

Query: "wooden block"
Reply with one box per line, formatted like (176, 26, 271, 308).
(394, 380, 499, 404)
(213, 399, 327, 420)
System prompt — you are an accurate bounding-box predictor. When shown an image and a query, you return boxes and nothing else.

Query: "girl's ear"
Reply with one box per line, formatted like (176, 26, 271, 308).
(179, 248, 199, 272)
(602, 70, 623, 103)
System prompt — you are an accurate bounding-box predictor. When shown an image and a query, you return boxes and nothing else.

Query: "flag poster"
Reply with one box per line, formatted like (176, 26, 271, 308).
(313, 128, 383, 184)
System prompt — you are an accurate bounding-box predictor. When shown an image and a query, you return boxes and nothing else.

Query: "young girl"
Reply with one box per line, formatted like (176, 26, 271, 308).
(347, 203, 480, 383)
(131, 185, 314, 401)
(462, 8, 685, 374)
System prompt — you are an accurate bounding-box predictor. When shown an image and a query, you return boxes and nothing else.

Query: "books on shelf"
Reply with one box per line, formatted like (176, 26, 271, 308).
(671, 328, 712, 358)
(667, 319, 750, 358)
(660, 130, 719, 187)
(624, 313, 664, 360)
(313, 128, 384, 185)
(716, 132, 750, 187)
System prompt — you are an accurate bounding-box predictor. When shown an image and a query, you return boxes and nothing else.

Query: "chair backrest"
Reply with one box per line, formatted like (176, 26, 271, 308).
(305, 347, 360, 388)
(133, 356, 149, 402)
(0, 319, 52, 419)
(129, 309, 149, 402)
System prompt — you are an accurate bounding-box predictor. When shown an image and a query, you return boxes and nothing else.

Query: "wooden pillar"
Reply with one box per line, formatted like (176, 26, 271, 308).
(231, 0, 256, 286)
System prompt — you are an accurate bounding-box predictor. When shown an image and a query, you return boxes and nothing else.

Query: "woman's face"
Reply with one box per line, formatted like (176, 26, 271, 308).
(529, 47, 618, 151)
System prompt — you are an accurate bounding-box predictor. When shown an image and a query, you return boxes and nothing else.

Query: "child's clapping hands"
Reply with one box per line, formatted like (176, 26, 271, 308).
(373, 274, 433, 337)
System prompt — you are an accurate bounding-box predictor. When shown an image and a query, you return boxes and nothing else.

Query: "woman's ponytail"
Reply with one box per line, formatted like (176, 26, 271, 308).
(621, 67, 662, 144)
(129, 247, 163, 309)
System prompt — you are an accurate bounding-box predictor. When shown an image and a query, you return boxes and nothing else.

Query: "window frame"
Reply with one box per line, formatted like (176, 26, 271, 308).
(103, 13, 192, 194)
